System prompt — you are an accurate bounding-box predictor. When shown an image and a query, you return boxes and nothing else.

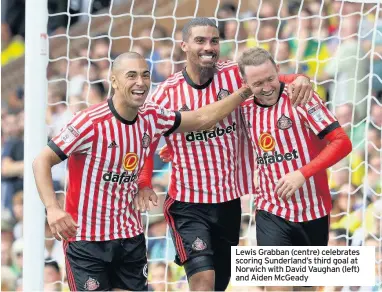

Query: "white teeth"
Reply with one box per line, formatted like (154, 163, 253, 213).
(200, 55, 213, 59)
(132, 90, 144, 94)
(262, 90, 274, 96)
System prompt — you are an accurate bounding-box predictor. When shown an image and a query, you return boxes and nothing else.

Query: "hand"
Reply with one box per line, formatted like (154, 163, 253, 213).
(133, 187, 158, 212)
(288, 76, 314, 107)
(46, 206, 78, 241)
(159, 145, 173, 163)
(239, 84, 253, 101)
(275, 170, 306, 200)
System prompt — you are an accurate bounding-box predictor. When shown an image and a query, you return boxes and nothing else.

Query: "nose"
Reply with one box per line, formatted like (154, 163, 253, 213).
(135, 76, 144, 86)
(262, 81, 272, 92)
(204, 41, 213, 52)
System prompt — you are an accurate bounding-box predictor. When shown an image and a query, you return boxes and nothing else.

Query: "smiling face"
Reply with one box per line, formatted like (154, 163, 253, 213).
(111, 57, 151, 108)
(244, 60, 281, 106)
(181, 25, 220, 70)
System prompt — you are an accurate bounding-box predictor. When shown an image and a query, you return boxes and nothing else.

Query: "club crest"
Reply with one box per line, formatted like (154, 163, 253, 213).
(179, 104, 190, 111)
(277, 114, 293, 130)
(217, 89, 231, 100)
(142, 133, 151, 149)
(192, 237, 207, 251)
(84, 277, 100, 291)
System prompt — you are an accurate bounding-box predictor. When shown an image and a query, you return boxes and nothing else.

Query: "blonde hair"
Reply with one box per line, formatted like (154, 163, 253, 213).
(238, 47, 277, 78)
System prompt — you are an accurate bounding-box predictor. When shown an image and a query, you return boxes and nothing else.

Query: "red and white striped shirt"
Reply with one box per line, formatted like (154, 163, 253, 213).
(149, 61, 255, 203)
(241, 83, 339, 222)
(49, 98, 181, 241)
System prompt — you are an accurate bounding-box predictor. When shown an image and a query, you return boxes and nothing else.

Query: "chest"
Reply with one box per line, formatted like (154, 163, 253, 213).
(89, 118, 156, 174)
(170, 77, 241, 111)
(243, 106, 310, 154)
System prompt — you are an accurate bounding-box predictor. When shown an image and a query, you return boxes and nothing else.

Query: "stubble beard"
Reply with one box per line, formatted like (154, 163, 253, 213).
(198, 63, 215, 81)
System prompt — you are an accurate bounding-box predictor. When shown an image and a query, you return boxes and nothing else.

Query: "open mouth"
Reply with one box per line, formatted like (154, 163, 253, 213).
(261, 90, 274, 96)
(131, 90, 146, 97)
(199, 54, 215, 61)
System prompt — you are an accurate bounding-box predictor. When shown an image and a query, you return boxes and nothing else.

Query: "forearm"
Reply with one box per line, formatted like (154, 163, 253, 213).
(300, 128, 352, 179)
(1, 159, 24, 177)
(32, 158, 60, 209)
(193, 86, 252, 131)
(279, 74, 308, 84)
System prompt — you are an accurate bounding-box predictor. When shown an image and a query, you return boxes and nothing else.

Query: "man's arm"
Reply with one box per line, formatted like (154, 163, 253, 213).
(300, 127, 352, 178)
(135, 155, 156, 211)
(275, 127, 352, 199)
(32, 146, 78, 241)
(175, 86, 252, 133)
(137, 85, 250, 209)
(32, 146, 63, 210)
(275, 93, 352, 199)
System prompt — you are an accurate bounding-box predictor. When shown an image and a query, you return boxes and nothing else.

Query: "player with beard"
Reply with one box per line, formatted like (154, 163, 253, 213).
(136, 18, 313, 291)
(32, 52, 257, 291)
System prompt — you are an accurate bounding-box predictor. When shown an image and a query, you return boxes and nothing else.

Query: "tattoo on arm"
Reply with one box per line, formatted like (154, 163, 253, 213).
(239, 88, 253, 100)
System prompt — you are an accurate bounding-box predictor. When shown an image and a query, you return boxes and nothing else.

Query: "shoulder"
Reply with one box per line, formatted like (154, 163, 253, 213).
(294, 91, 327, 120)
(276, 84, 291, 106)
(138, 102, 162, 115)
(150, 72, 185, 104)
(138, 102, 175, 124)
(82, 100, 109, 115)
(215, 61, 242, 84)
(69, 100, 111, 128)
(215, 60, 239, 72)
(241, 99, 255, 110)
(298, 92, 324, 111)
(156, 71, 185, 90)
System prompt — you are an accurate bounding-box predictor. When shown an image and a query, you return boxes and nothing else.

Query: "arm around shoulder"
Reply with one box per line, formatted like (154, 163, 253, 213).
(175, 86, 252, 133)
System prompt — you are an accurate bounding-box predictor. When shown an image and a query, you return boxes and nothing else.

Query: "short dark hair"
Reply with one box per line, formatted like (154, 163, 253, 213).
(182, 17, 218, 41)
(238, 47, 277, 78)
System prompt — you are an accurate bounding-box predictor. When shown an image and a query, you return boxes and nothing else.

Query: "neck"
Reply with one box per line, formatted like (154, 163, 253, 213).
(113, 92, 139, 121)
(186, 62, 214, 85)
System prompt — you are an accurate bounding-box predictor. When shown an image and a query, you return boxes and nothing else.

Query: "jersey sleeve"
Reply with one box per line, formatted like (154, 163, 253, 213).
(147, 82, 181, 136)
(296, 92, 340, 139)
(48, 111, 94, 160)
(154, 105, 181, 137)
(148, 82, 172, 109)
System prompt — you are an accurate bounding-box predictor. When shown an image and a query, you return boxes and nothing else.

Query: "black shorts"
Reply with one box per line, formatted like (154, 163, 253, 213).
(63, 234, 148, 291)
(256, 210, 329, 246)
(164, 195, 241, 266)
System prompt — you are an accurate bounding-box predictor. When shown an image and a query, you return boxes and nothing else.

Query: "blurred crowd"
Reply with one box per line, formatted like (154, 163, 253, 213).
(1, 0, 381, 291)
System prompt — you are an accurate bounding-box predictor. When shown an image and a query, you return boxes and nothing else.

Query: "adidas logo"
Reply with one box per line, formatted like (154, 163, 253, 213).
(179, 104, 190, 111)
(108, 141, 118, 148)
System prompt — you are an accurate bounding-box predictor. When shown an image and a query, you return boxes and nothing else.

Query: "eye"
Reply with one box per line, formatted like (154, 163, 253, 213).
(195, 38, 204, 44)
(143, 73, 151, 79)
(127, 73, 136, 79)
(212, 39, 219, 44)
(268, 77, 274, 82)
